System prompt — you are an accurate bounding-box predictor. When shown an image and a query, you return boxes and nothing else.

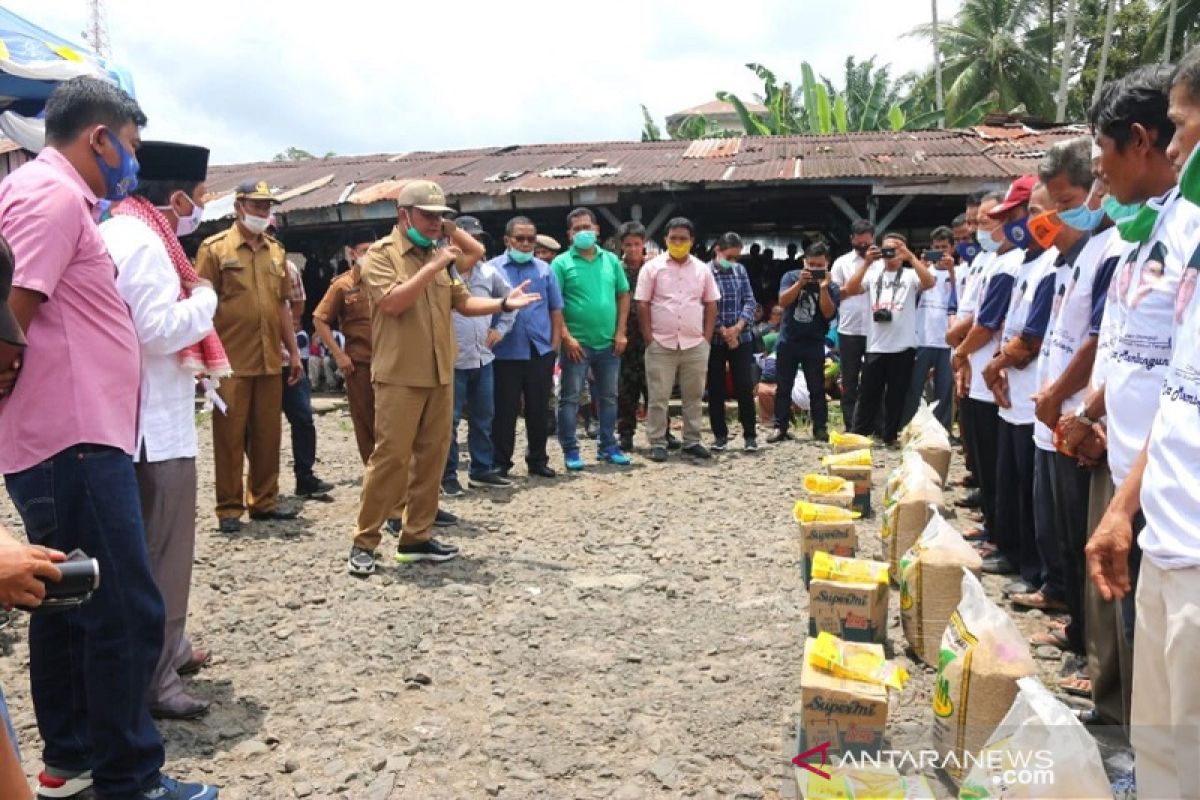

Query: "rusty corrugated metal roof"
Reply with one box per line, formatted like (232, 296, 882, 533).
(204, 127, 1081, 218)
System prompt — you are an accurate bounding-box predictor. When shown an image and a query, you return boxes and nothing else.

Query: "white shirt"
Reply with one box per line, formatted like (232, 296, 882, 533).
(916, 268, 956, 349)
(1105, 190, 1200, 484)
(1034, 258, 1074, 450)
(955, 252, 994, 322)
(100, 216, 217, 463)
(999, 249, 1058, 426)
(968, 248, 1025, 403)
(1140, 233, 1200, 568)
(863, 264, 921, 354)
(1036, 229, 1125, 447)
(832, 250, 869, 336)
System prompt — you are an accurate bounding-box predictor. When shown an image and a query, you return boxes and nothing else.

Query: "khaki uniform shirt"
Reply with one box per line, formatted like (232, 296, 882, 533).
(313, 269, 373, 363)
(195, 223, 289, 377)
(362, 226, 469, 387)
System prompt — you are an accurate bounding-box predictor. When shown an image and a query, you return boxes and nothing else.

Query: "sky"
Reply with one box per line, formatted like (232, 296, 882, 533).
(12, 0, 963, 165)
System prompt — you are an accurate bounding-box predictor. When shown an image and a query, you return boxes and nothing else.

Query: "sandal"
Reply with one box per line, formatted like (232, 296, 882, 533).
(1010, 591, 1070, 612)
(1029, 627, 1069, 649)
(1059, 672, 1092, 697)
(962, 527, 989, 542)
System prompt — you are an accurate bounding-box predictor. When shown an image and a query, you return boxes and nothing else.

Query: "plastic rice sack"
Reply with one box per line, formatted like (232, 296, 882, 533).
(899, 512, 983, 664)
(933, 571, 1036, 783)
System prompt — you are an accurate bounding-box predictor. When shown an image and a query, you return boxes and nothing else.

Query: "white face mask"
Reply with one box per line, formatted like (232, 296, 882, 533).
(241, 212, 270, 236)
(160, 193, 205, 237)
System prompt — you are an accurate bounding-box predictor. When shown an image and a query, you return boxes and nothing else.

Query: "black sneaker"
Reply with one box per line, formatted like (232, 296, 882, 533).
(666, 433, 682, 450)
(218, 518, 242, 533)
(395, 539, 460, 563)
(682, 443, 712, 459)
(441, 478, 466, 498)
(766, 428, 792, 444)
(528, 464, 557, 478)
(469, 473, 513, 489)
(650, 447, 668, 462)
(249, 509, 297, 521)
(435, 509, 458, 527)
(619, 434, 634, 452)
(744, 438, 759, 452)
(711, 437, 728, 452)
(813, 428, 829, 443)
(348, 547, 377, 575)
(957, 489, 983, 509)
(296, 476, 334, 496)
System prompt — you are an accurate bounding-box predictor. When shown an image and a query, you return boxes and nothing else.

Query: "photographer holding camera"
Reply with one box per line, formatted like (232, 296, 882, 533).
(841, 233, 936, 444)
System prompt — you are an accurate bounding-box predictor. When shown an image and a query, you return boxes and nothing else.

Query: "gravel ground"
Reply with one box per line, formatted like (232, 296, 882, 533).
(0, 398, 1123, 799)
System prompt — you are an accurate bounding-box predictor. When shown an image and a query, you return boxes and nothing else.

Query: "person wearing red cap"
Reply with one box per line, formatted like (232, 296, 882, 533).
(951, 175, 1036, 577)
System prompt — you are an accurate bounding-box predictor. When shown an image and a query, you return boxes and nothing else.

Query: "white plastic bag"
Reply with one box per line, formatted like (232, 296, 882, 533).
(791, 377, 811, 411)
(958, 677, 1111, 799)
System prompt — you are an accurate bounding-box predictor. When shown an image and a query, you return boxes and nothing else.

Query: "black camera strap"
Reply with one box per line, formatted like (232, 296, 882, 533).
(873, 266, 904, 311)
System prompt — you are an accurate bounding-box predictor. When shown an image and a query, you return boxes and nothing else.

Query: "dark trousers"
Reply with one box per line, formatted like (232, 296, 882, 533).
(617, 342, 647, 438)
(994, 420, 1040, 586)
(1033, 448, 1065, 602)
(960, 394, 976, 476)
(838, 333, 867, 428)
(1051, 452, 1094, 655)
(903, 346, 954, 431)
(5, 445, 165, 797)
(962, 398, 1000, 536)
(707, 340, 757, 440)
(493, 350, 556, 472)
(774, 340, 827, 434)
(851, 349, 916, 443)
(445, 363, 497, 481)
(282, 370, 317, 483)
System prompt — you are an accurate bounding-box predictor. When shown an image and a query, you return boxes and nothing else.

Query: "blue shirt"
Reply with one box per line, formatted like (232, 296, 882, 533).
(452, 259, 514, 370)
(491, 253, 564, 360)
(711, 261, 757, 343)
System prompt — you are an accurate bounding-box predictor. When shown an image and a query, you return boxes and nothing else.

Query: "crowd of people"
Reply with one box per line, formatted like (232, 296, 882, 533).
(2, 47, 1200, 796)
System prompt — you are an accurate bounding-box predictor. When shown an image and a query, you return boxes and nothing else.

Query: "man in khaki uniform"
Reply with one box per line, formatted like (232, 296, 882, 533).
(196, 179, 303, 532)
(348, 180, 540, 575)
(313, 232, 376, 463)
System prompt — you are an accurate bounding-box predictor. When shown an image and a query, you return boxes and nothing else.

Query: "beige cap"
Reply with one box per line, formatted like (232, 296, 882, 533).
(535, 234, 562, 252)
(396, 180, 453, 213)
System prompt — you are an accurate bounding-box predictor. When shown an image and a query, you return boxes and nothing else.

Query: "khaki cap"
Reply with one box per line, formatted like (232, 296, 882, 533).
(235, 179, 279, 203)
(535, 234, 562, 252)
(397, 180, 453, 213)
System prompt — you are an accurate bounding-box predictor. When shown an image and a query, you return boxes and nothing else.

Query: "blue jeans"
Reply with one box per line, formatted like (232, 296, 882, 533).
(902, 346, 953, 431)
(445, 363, 496, 481)
(5, 445, 165, 798)
(282, 370, 317, 482)
(558, 345, 619, 453)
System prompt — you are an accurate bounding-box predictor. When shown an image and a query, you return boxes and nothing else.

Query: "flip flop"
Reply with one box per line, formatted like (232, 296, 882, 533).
(1010, 591, 1070, 612)
(1059, 672, 1092, 698)
(962, 527, 989, 541)
(1029, 627, 1069, 649)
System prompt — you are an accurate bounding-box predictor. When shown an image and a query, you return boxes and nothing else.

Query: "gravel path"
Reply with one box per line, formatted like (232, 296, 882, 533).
(0, 400, 1113, 799)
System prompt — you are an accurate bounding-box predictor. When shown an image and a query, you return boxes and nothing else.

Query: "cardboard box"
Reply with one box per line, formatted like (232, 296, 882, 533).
(799, 521, 857, 586)
(794, 765, 936, 798)
(805, 482, 856, 509)
(808, 574, 890, 644)
(828, 464, 872, 518)
(799, 637, 889, 757)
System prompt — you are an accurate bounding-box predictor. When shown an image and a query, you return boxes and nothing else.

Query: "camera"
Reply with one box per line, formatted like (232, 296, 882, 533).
(881, 247, 897, 259)
(20, 551, 99, 614)
(873, 308, 893, 323)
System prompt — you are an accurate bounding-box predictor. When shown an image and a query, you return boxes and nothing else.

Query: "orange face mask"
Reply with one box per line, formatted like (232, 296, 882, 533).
(1028, 210, 1063, 250)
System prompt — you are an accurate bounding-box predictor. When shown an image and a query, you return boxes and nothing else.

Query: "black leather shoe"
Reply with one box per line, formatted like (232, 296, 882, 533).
(649, 447, 668, 462)
(150, 695, 210, 720)
(296, 476, 334, 496)
(528, 464, 557, 478)
(766, 428, 792, 444)
(218, 518, 242, 533)
(249, 509, 298, 521)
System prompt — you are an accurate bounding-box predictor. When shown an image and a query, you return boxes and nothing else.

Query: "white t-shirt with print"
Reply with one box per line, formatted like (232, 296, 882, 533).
(968, 248, 1025, 403)
(955, 252, 993, 322)
(999, 249, 1058, 426)
(1105, 190, 1200, 485)
(1034, 256, 1074, 450)
(1140, 234, 1200, 568)
(864, 265, 921, 354)
(916, 268, 956, 349)
(832, 250, 869, 337)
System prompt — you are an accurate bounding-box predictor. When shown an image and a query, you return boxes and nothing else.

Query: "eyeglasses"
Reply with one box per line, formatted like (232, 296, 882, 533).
(509, 235, 537, 244)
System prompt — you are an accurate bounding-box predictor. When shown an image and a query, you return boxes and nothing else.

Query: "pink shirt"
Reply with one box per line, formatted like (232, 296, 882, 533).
(0, 148, 140, 474)
(634, 253, 720, 349)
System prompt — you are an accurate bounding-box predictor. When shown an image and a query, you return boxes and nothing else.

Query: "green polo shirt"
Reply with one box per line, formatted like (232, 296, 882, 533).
(551, 246, 629, 349)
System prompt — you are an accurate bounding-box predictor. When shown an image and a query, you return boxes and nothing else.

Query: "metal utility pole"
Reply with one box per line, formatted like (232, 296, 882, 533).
(82, 0, 111, 58)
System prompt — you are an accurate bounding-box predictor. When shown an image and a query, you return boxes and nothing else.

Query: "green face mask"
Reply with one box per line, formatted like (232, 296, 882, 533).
(717, 257, 736, 271)
(1180, 143, 1200, 207)
(406, 225, 433, 248)
(1115, 204, 1160, 243)
(509, 248, 533, 264)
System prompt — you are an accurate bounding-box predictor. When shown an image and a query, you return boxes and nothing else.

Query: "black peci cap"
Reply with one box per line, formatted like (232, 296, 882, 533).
(135, 141, 209, 183)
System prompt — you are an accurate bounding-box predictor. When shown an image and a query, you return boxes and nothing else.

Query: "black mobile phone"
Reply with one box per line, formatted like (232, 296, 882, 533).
(923, 250, 941, 264)
(809, 268, 827, 281)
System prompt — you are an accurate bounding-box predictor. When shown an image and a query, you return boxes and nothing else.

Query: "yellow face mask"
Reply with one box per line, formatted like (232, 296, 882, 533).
(667, 241, 692, 260)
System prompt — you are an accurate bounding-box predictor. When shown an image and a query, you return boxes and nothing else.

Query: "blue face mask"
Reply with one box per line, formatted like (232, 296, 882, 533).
(955, 242, 981, 263)
(572, 230, 597, 250)
(1002, 217, 1031, 248)
(977, 228, 1003, 253)
(94, 129, 139, 201)
(1059, 202, 1105, 232)
(1102, 194, 1144, 224)
(509, 248, 533, 264)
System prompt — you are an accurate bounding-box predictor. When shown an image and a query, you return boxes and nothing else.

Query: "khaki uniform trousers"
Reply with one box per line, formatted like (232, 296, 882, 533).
(344, 362, 376, 465)
(1084, 464, 1133, 729)
(645, 340, 709, 447)
(213, 374, 282, 519)
(354, 382, 452, 551)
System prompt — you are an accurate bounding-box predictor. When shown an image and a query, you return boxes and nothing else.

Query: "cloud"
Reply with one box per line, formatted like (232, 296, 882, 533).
(6, 0, 962, 164)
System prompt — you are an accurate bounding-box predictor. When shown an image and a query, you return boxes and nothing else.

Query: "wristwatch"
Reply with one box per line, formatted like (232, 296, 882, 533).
(500, 296, 512, 313)
(1074, 404, 1095, 427)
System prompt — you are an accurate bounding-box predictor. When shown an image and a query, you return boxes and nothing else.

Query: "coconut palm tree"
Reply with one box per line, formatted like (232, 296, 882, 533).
(932, 0, 946, 121)
(1055, 0, 1079, 121)
(910, 0, 1055, 120)
(1093, 0, 1118, 106)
